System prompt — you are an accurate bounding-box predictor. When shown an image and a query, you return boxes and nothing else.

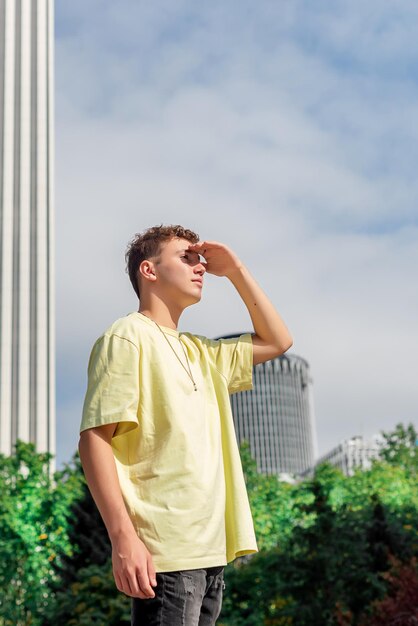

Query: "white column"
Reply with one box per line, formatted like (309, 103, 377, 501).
(47, 0, 55, 457)
(0, 0, 55, 456)
(17, 0, 31, 442)
(0, 0, 15, 455)
(35, 0, 48, 451)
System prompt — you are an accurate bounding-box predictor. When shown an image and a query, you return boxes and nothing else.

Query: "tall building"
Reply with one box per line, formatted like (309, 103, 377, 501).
(0, 0, 55, 455)
(221, 334, 317, 476)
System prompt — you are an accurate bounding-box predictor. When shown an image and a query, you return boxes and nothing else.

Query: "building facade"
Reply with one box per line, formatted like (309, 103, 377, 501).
(225, 335, 317, 476)
(301, 435, 383, 478)
(0, 0, 55, 455)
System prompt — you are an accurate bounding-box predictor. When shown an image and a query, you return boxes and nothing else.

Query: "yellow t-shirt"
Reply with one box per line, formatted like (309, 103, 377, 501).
(80, 312, 258, 572)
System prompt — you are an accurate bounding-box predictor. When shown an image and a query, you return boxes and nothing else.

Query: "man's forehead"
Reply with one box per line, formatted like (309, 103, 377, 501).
(164, 238, 199, 253)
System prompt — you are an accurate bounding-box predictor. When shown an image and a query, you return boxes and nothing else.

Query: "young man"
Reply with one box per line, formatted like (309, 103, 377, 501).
(79, 224, 292, 626)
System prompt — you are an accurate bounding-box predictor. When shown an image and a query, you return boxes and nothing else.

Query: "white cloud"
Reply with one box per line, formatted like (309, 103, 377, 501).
(55, 0, 418, 466)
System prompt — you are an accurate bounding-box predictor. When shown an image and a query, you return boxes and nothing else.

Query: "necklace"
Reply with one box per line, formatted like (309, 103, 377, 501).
(139, 313, 198, 391)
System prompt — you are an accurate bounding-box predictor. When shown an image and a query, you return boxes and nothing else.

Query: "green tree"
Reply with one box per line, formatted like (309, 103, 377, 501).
(240, 442, 316, 551)
(379, 422, 418, 475)
(51, 471, 111, 590)
(0, 441, 84, 626)
(3, 423, 412, 625)
(221, 425, 418, 626)
(44, 561, 131, 626)
(45, 471, 122, 624)
(359, 556, 418, 626)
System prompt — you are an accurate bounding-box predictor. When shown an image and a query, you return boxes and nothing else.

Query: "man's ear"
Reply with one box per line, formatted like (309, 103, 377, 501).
(139, 260, 157, 283)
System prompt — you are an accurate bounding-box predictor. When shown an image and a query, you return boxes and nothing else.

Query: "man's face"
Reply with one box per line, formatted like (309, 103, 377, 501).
(152, 237, 206, 307)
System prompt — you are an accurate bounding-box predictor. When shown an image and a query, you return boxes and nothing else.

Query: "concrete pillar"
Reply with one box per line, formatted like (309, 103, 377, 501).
(0, 0, 55, 457)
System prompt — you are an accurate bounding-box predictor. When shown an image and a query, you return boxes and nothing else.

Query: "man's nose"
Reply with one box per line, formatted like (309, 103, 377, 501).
(195, 262, 206, 275)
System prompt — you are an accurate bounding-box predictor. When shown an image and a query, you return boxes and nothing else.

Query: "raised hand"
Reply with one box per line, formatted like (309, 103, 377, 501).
(188, 241, 243, 278)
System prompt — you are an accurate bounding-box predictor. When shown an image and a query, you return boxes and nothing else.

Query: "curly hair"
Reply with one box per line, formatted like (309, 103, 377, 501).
(125, 224, 200, 299)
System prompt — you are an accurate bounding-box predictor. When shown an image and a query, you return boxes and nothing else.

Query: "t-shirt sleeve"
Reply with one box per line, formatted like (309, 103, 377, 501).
(80, 333, 140, 437)
(203, 333, 253, 394)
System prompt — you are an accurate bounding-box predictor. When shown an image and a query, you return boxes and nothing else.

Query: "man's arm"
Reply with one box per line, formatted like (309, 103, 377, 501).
(189, 241, 293, 365)
(78, 425, 156, 599)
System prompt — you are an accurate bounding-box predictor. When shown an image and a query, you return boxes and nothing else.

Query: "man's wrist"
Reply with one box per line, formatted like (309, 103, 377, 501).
(226, 264, 247, 282)
(108, 521, 138, 545)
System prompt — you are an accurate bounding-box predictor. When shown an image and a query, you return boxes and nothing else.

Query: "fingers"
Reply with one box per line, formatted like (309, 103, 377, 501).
(188, 240, 240, 277)
(189, 243, 225, 266)
(114, 571, 124, 594)
(115, 575, 153, 599)
(113, 563, 155, 599)
(189, 241, 224, 255)
(137, 565, 156, 598)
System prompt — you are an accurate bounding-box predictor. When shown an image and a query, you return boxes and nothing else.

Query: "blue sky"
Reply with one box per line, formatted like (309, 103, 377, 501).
(54, 0, 418, 466)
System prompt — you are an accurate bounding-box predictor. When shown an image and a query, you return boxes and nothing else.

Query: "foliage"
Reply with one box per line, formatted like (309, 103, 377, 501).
(359, 556, 418, 626)
(220, 425, 418, 626)
(1, 423, 417, 625)
(0, 441, 84, 625)
(43, 561, 131, 626)
(379, 422, 418, 475)
(51, 476, 111, 591)
(220, 548, 291, 626)
(240, 442, 318, 551)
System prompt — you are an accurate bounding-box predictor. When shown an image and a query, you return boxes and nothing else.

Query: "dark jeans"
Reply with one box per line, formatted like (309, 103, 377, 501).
(131, 566, 225, 626)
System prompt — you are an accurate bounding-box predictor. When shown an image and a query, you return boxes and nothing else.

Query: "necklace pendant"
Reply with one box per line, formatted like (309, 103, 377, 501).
(193, 384, 197, 391)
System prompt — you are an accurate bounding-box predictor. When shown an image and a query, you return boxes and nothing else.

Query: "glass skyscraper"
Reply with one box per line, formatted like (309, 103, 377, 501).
(0, 0, 55, 455)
